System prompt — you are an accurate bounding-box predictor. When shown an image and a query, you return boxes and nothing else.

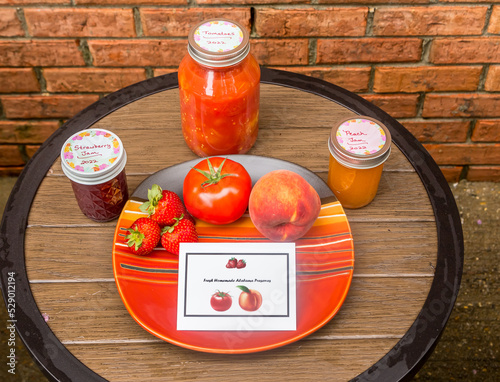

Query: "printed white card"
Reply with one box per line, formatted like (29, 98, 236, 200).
(177, 242, 296, 331)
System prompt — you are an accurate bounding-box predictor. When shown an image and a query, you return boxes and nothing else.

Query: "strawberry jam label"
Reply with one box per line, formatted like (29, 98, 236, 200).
(193, 20, 244, 53)
(336, 118, 388, 155)
(62, 129, 123, 174)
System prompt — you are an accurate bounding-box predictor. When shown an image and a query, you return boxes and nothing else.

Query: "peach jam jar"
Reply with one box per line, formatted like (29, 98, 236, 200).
(60, 129, 129, 222)
(178, 18, 260, 157)
(327, 117, 392, 209)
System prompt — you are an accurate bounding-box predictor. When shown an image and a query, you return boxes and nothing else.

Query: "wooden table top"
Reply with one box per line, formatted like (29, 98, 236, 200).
(0, 68, 463, 382)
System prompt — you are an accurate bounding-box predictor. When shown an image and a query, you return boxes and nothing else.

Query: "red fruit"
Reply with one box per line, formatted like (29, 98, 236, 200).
(139, 184, 186, 226)
(125, 217, 161, 256)
(236, 259, 246, 269)
(226, 257, 237, 268)
(160, 214, 198, 255)
(210, 291, 232, 312)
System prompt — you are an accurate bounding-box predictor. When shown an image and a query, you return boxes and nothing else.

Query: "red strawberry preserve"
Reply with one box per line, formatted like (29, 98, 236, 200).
(60, 129, 129, 222)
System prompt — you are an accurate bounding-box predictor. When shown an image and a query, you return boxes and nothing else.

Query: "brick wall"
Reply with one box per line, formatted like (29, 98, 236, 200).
(1, 1, 500, 182)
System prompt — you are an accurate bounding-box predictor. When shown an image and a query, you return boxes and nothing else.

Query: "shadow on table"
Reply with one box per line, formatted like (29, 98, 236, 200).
(1, 176, 499, 381)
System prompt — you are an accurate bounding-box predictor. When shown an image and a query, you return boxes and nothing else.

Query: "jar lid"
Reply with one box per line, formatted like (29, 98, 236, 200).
(328, 116, 392, 169)
(187, 18, 250, 68)
(60, 128, 127, 185)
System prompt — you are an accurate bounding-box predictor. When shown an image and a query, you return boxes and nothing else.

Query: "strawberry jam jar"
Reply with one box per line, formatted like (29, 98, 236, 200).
(327, 117, 391, 209)
(60, 129, 129, 222)
(178, 18, 260, 157)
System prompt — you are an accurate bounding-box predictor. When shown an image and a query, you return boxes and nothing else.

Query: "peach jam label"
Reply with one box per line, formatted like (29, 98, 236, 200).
(194, 20, 244, 53)
(62, 129, 122, 174)
(336, 119, 388, 155)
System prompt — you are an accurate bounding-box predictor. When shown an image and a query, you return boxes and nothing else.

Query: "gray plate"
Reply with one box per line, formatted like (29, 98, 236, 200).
(132, 155, 334, 202)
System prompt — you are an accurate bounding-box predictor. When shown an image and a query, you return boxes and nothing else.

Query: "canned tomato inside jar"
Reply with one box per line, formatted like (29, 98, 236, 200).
(60, 129, 129, 222)
(178, 18, 260, 157)
(327, 116, 391, 209)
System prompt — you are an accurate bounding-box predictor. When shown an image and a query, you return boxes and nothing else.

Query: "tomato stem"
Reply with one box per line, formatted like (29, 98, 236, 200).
(193, 157, 236, 188)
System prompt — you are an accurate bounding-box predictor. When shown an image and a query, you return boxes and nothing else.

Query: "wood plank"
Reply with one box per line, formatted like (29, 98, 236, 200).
(65, 338, 398, 382)
(25, 221, 436, 282)
(27, 171, 432, 227)
(30, 277, 431, 343)
(47, 85, 414, 176)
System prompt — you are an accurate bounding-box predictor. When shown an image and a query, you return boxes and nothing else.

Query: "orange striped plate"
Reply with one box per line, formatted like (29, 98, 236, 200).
(113, 197, 354, 353)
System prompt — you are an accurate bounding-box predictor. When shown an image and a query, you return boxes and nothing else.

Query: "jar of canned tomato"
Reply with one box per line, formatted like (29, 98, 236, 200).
(178, 18, 260, 157)
(327, 117, 391, 209)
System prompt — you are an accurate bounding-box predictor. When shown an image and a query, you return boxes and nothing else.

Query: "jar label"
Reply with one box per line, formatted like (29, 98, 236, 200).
(194, 20, 244, 53)
(336, 119, 388, 155)
(62, 129, 122, 174)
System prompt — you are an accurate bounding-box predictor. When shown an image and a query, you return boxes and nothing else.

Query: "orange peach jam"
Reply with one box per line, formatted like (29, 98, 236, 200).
(327, 116, 391, 209)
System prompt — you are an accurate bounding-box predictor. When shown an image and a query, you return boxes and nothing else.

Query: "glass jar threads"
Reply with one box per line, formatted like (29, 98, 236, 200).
(327, 117, 392, 209)
(60, 129, 129, 222)
(178, 18, 260, 157)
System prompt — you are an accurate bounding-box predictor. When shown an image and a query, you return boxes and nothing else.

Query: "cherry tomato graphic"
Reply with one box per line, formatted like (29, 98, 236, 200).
(237, 285, 262, 312)
(210, 291, 232, 312)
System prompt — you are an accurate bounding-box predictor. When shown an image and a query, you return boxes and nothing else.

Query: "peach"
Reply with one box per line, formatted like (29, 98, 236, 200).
(249, 170, 321, 242)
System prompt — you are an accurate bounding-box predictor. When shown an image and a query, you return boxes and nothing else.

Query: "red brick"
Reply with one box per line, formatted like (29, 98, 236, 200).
(0, 68, 40, 93)
(255, 8, 367, 37)
(271, 66, 370, 92)
(317, 38, 422, 64)
(88, 39, 186, 67)
(373, 6, 487, 36)
(472, 120, 500, 142)
(487, 6, 500, 34)
(252, 39, 309, 66)
(0, 9, 24, 37)
(26, 145, 39, 158)
(423, 94, 500, 118)
(0, 0, 69, 4)
(25, 8, 135, 37)
(361, 94, 419, 118)
(429, 38, 500, 64)
(198, 0, 307, 3)
(0, 40, 85, 66)
(0, 166, 23, 176)
(0, 145, 24, 166)
(373, 66, 481, 93)
(401, 119, 470, 142)
(318, 0, 428, 3)
(467, 166, 500, 182)
(1, 95, 99, 119)
(484, 65, 500, 91)
(423, 143, 500, 165)
(141, 8, 250, 37)
(0, 121, 60, 143)
(439, 166, 463, 183)
(153, 68, 177, 76)
(76, 0, 185, 3)
(44, 68, 146, 92)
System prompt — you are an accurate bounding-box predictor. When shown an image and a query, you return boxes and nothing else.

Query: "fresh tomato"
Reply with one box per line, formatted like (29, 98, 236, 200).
(210, 291, 232, 312)
(237, 285, 262, 312)
(183, 157, 252, 225)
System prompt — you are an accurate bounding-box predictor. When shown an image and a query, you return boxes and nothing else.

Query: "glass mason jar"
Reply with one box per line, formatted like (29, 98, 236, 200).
(178, 18, 260, 157)
(327, 117, 392, 209)
(60, 129, 129, 222)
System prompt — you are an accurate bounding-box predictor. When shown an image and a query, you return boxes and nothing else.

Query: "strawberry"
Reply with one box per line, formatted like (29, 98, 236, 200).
(226, 257, 237, 268)
(161, 214, 198, 255)
(236, 259, 246, 269)
(139, 184, 187, 226)
(125, 217, 161, 256)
